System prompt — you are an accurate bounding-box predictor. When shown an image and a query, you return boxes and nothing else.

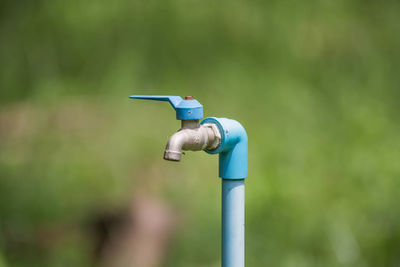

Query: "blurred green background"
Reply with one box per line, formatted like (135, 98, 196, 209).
(1, 0, 400, 266)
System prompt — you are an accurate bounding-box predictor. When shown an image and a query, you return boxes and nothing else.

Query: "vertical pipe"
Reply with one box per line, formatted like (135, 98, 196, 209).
(222, 179, 245, 267)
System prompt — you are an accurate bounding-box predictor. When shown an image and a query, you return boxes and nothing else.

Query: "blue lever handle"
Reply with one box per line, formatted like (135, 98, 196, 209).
(130, 95, 204, 120)
(130, 95, 183, 108)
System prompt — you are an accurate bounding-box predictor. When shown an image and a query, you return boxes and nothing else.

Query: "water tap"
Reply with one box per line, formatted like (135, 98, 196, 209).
(130, 95, 221, 161)
(130, 94, 248, 266)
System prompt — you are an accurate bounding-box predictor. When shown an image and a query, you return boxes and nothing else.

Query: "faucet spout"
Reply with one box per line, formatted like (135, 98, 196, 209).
(163, 130, 189, 161)
(163, 120, 221, 161)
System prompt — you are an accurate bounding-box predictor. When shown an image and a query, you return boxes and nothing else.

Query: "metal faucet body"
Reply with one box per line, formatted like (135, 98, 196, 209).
(164, 120, 221, 161)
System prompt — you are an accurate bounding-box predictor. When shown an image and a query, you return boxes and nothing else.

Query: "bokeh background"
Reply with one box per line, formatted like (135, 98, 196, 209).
(1, 0, 400, 266)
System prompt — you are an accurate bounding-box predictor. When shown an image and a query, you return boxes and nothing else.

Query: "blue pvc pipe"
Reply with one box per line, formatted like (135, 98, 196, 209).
(201, 117, 248, 179)
(202, 117, 248, 267)
(222, 179, 245, 267)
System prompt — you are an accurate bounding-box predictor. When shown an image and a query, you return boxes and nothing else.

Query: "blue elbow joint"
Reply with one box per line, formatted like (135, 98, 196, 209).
(201, 117, 248, 179)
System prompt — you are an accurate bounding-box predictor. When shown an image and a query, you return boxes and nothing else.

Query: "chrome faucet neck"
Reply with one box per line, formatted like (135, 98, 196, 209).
(181, 120, 200, 129)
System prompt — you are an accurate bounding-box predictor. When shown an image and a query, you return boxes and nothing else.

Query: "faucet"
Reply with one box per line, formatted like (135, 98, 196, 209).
(164, 119, 221, 161)
(131, 95, 222, 161)
(130, 95, 248, 267)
